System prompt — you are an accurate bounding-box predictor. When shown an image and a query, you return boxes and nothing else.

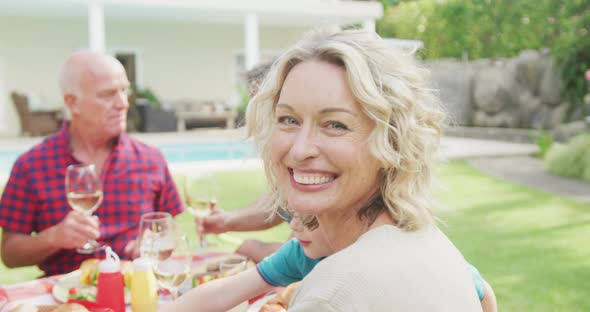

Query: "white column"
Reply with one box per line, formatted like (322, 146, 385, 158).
(88, 1, 106, 52)
(244, 12, 260, 71)
(363, 20, 376, 33)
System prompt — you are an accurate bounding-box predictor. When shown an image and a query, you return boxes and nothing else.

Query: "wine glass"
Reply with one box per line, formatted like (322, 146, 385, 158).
(152, 233, 192, 300)
(138, 212, 175, 262)
(184, 173, 217, 247)
(65, 163, 103, 254)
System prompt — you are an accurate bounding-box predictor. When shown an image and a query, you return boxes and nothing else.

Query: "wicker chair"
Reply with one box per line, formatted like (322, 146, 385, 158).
(11, 91, 63, 136)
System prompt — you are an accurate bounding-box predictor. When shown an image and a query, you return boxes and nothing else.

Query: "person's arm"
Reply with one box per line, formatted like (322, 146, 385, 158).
(202, 193, 283, 234)
(480, 280, 497, 312)
(161, 268, 271, 312)
(1, 211, 99, 267)
(235, 240, 283, 263)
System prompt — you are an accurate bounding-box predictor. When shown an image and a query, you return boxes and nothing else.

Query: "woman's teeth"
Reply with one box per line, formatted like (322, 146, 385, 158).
(293, 173, 335, 185)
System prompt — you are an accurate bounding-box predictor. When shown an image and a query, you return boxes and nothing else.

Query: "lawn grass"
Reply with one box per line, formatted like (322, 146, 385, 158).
(1, 162, 589, 311)
(435, 162, 590, 311)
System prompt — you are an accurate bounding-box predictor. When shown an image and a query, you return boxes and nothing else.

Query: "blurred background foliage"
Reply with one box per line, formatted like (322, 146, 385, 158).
(374, 0, 590, 116)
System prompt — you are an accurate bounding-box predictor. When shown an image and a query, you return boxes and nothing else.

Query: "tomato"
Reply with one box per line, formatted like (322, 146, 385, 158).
(68, 287, 79, 295)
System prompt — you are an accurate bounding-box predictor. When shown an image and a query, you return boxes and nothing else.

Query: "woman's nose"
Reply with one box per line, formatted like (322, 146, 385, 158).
(290, 127, 320, 162)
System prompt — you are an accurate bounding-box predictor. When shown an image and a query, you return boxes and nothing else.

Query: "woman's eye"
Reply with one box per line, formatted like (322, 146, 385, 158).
(278, 116, 298, 126)
(326, 121, 348, 130)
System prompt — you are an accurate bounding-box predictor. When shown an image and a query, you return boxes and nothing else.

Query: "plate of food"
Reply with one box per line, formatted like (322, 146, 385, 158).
(52, 259, 132, 304)
(191, 255, 252, 287)
(3, 302, 94, 312)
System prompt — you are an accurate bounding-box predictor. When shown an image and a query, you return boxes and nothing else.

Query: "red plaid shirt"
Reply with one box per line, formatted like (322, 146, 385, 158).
(0, 123, 183, 276)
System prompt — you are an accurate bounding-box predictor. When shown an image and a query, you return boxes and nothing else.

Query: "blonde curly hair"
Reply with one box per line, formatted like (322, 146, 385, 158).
(247, 28, 445, 231)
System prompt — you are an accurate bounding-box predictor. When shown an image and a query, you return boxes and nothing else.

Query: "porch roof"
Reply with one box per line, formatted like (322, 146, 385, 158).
(0, 0, 383, 26)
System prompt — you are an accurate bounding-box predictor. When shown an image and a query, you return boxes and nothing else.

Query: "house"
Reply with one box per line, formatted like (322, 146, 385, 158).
(0, 0, 383, 136)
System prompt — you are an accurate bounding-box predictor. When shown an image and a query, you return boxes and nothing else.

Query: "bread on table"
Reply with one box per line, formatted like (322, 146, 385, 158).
(51, 303, 90, 312)
(10, 303, 89, 312)
(259, 282, 300, 312)
(9, 302, 38, 312)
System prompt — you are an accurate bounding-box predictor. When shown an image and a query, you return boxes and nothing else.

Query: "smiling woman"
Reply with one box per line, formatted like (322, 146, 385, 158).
(245, 28, 486, 311)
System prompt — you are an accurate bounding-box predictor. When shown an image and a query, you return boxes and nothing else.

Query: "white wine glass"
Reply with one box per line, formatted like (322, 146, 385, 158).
(138, 212, 175, 262)
(184, 173, 217, 247)
(65, 163, 104, 254)
(152, 233, 192, 300)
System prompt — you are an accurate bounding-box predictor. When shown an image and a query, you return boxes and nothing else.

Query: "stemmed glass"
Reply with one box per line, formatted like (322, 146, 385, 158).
(138, 212, 175, 262)
(152, 233, 192, 300)
(184, 173, 218, 247)
(65, 164, 104, 254)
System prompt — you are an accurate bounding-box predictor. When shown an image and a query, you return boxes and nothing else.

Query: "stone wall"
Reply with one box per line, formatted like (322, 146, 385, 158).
(426, 49, 571, 129)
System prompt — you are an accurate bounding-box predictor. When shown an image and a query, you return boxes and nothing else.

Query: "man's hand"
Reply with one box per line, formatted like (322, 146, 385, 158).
(124, 239, 140, 259)
(47, 211, 100, 250)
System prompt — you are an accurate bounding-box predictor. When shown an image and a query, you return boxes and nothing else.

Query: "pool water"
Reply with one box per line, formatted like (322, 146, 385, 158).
(0, 141, 257, 174)
(159, 142, 257, 163)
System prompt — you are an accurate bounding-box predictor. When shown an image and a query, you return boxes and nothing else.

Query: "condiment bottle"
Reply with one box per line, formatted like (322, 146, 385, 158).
(131, 257, 158, 312)
(96, 246, 126, 312)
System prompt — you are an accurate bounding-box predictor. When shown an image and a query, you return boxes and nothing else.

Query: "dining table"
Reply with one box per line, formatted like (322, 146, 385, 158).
(0, 252, 271, 312)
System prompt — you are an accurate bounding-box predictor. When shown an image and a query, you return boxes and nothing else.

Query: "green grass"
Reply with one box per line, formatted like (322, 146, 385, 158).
(1, 163, 589, 311)
(435, 162, 590, 311)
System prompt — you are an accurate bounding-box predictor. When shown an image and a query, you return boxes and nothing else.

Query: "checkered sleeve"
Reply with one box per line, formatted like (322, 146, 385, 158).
(155, 152, 184, 217)
(0, 157, 37, 233)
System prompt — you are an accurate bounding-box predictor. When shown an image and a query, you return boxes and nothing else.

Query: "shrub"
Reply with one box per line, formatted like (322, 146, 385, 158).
(544, 133, 590, 181)
(377, 0, 590, 117)
(534, 130, 554, 159)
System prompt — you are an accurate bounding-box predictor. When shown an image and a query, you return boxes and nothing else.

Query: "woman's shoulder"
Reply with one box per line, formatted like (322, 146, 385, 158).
(290, 225, 481, 311)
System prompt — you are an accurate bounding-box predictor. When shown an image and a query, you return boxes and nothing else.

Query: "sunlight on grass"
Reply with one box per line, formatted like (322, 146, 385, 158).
(1, 162, 589, 311)
(435, 162, 590, 311)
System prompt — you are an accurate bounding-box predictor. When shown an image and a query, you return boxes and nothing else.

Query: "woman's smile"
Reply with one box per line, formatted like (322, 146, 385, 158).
(289, 168, 337, 192)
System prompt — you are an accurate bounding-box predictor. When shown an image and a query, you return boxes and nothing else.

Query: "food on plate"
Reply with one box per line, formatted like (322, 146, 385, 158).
(79, 258, 133, 287)
(51, 303, 90, 312)
(259, 282, 300, 312)
(67, 287, 95, 302)
(9, 303, 89, 312)
(79, 259, 100, 285)
(9, 302, 38, 312)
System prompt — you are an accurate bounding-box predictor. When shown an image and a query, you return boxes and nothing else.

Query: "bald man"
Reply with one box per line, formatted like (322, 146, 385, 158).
(0, 51, 183, 276)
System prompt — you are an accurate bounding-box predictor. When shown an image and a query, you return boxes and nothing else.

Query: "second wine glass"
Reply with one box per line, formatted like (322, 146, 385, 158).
(152, 233, 192, 300)
(65, 164, 103, 254)
(138, 212, 175, 262)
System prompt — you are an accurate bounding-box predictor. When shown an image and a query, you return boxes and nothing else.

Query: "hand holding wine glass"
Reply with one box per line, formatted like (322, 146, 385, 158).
(184, 173, 218, 247)
(65, 163, 103, 254)
(152, 233, 192, 300)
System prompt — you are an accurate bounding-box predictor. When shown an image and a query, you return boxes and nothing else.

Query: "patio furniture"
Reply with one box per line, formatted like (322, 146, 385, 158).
(11, 91, 63, 136)
(135, 98, 177, 133)
(173, 100, 237, 131)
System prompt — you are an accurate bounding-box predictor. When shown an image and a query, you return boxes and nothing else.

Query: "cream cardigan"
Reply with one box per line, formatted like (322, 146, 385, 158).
(289, 225, 482, 312)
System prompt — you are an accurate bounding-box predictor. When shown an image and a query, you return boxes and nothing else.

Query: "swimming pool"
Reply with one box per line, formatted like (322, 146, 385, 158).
(0, 141, 258, 174)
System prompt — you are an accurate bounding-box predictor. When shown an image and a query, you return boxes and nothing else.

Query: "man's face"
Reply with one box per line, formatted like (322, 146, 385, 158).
(69, 60, 130, 139)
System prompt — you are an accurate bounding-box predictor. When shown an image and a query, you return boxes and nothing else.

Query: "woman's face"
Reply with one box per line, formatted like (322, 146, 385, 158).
(271, 60, 381, 219)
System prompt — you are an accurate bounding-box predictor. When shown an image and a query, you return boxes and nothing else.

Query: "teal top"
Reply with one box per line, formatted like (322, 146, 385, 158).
(256, 238, 322, 286)
(468, 263, 486, 301)
(257, 238, 485, 301)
